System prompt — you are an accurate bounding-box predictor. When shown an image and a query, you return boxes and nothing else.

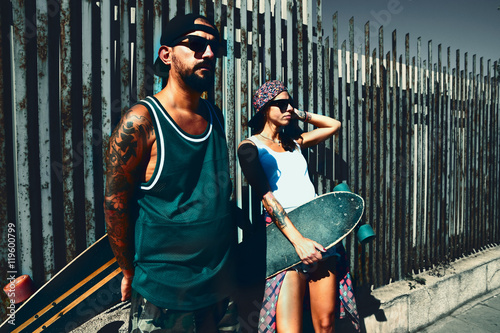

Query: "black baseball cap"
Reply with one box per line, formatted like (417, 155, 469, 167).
(153, 13, 221, 77)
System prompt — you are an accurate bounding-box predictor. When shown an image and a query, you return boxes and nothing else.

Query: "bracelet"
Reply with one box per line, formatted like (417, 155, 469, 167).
(304, 112, 312, 123)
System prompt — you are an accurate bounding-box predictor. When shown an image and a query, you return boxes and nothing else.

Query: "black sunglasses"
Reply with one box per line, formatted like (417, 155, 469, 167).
(176, 35, 224, 57)
(268, 98, 294, 112)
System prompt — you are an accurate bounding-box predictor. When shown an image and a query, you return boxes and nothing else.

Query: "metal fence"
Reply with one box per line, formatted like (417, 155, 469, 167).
(1, 0, 499, 320)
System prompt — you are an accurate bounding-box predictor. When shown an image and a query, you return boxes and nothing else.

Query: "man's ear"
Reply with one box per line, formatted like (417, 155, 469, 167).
(158, 45, 172, 66)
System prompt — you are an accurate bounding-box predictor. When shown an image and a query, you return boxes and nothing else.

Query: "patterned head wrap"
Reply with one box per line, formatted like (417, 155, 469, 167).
(249, 80, 288, 128)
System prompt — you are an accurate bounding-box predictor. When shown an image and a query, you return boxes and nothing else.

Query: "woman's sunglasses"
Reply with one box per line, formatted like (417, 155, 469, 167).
(176, 35, 224, 57)
(268, 98, 294, 112)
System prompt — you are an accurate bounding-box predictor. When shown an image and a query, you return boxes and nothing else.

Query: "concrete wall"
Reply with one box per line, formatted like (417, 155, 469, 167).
(363, 246, 500, 332)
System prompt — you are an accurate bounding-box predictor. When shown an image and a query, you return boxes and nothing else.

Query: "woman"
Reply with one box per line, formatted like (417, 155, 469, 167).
(237, 80, 344, 333)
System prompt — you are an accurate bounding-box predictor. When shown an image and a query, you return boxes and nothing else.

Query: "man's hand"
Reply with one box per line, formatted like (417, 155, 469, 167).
(120, 270, 134, 301)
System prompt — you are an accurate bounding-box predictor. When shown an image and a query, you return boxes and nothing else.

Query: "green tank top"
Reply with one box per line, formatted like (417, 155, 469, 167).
(132, 96, 235, 310)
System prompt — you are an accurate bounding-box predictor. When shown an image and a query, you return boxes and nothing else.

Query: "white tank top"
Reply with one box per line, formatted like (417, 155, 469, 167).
(248, 136, 316, 211)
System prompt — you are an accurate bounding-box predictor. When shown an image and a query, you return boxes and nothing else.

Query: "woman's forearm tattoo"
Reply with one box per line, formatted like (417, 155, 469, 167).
(263, 194, 288, 229)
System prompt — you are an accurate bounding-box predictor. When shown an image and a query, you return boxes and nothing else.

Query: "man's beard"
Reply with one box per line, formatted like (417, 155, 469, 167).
(172, 55, 214, 93)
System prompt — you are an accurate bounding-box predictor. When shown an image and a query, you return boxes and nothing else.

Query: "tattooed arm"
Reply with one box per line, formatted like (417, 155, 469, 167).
(104, 105, 154, 301)
(237, 141, 325, 265)
(261, 192, 325, 265)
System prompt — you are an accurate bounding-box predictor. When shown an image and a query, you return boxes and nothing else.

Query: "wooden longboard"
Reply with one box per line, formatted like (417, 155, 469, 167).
(238, 191, 364, 279)
(0, 234, 122, 333)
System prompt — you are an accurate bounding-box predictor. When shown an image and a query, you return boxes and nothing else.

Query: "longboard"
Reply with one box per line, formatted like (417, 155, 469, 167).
(0, 234, 122, 333)
(238, 191, 364, 279)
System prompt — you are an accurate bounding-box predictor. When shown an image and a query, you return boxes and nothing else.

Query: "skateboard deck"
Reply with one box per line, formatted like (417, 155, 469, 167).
(238, 191, 364, 279)
(1, 234, 123, 333)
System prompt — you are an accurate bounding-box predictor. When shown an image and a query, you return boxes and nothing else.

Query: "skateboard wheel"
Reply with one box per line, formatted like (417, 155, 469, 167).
(334, 182, 351, 192)
(3, 274, 35, 304)
(357, 224, 376, 244)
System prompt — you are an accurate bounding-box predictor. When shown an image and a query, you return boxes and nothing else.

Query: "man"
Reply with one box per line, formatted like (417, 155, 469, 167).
(104, 13, 239, 332)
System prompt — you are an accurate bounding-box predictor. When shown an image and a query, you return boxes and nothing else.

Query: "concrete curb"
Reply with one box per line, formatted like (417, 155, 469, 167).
(363, 245, 500, 333)
(71, 246, 500, 332)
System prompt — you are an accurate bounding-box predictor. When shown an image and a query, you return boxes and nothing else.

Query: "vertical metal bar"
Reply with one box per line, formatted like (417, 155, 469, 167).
(91, 0, 105, 239)
(398, 51, 405, 279)
(237, 0, 249, 227)
(70, 0, 86, 254)
(348, 18, 355, 192)
(459, 57, 465, 253)
(480, 58, 486, 247)
(485, 60, 492, 244)
(364, 24, 372, 274)
(422, 53, 429, 269)
(493, 60, 500, 243)
(307, 0, 313, 113)
(136, 0, 146, 99)
(199, 0, 207, 16)
(445, 47, 452, 255)
(411, 53, 418, 272)
(316, 0, 324, 193)
(11, 0, 33, 279)
(372, 46, 379, 284)
(82, 0, 96, 247)
(119, 0, 130, 112)
(332, 12, 339, 184)
(239, 0, 249, 140)
(347, 17, 357, 277)
(60, 0, 77, 262)
(0, 0, 17, 290)
(444, 49, 452, 257)
(452, 51, 460, 257)
(340, 39, 347, 178)
(296, 0, 304, 110)
(286, 0, 294, 95)
(251, 0, 259, 92)
(226, 0, 236, 195)
(471, 54, 477, 251)
(404, 33, 412, 275)
(378, 26, 387, 284)
(185, 0, 192, 13)
(391, 30, 398, 280)
(264, 0, 271, 81)
(275, 0, 282, 81)
(152, 0, 163, 95)
(418, 45, 424, 270)
(36, 0, 55, 280)
(425, 40, 433, 267)
(477, 57, 482, 250)
(385, 49, 391, 281)
(324, 36, 331, 189)
(436, 45, 444, 261)
(494, 60, 499, 242)
(465, 55, 472, 253)
(213, 0, 222, 107)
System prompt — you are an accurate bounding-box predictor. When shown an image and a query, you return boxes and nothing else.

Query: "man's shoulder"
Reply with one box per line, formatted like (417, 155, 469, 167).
(122, 102, 152, 122)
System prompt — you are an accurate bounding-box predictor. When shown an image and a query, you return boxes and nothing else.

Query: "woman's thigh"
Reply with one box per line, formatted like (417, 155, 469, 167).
(275, 270, 307, 333)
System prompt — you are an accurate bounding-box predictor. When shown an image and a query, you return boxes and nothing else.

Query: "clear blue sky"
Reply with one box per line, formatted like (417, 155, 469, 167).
(320, 0, 500, 71)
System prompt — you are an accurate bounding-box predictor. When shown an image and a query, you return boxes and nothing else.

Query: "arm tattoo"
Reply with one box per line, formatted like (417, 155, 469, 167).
(263, 194, 288, 229)
(104, 110, 153, 271)
(294, 109, 307, 121)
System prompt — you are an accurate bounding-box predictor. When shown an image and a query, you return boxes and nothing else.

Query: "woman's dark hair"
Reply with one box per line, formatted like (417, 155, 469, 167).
(251, 106, 304, 152)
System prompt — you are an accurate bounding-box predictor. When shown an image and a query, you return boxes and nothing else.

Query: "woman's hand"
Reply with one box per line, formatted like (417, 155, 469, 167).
(291, 108, 310, 122)
(292, 236, 326, 265)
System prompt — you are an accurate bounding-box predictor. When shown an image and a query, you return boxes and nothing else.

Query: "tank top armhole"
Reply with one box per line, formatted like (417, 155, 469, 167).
(137, 97, 165, 191)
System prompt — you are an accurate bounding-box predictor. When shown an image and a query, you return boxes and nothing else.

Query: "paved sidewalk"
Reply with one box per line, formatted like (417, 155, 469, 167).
(416, 289, 500, 333)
